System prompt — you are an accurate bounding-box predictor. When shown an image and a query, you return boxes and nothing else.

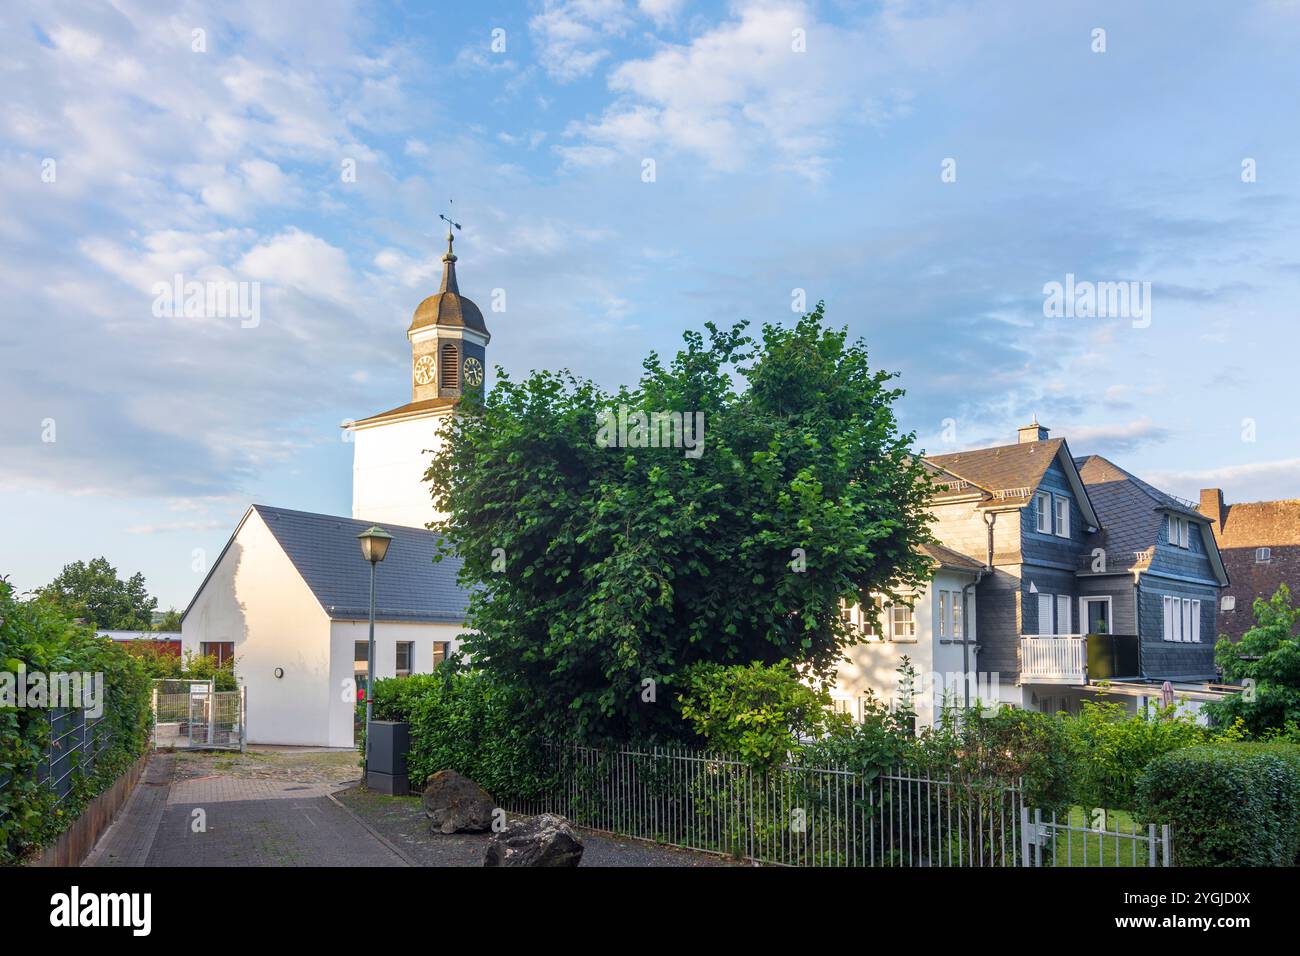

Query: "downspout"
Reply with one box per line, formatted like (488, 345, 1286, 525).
(963, 510, 997, 708)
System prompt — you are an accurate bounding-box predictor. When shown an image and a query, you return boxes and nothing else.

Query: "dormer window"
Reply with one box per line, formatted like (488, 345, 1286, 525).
(1168, 516, 1190, 548)
(1035, 491, 1052, 533)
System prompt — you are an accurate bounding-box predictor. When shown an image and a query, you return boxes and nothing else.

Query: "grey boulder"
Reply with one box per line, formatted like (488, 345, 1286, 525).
(483, 813, 584, 867)
(422, 769, 496, 834)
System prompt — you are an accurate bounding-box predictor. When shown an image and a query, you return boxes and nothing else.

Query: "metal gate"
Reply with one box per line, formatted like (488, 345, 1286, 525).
(1021, 807, 1170, 866)
(152, 680, 246, 751)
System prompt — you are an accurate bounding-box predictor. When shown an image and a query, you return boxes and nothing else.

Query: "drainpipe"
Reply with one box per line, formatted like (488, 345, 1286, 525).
(963, 510, 997, 708)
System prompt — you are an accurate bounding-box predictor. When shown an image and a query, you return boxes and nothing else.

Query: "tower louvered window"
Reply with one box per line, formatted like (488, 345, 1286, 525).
(441, 343, 459, 389)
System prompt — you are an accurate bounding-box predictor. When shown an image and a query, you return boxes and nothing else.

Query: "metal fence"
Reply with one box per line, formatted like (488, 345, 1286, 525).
(151, 681, 245, 751)
(501, 743, 1025, 867)
(1021, 807, 1171, 867)
(0, 706, 115, 820)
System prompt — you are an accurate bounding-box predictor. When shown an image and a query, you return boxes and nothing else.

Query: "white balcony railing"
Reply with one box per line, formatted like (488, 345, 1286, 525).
(1019, 635, 1086, 684)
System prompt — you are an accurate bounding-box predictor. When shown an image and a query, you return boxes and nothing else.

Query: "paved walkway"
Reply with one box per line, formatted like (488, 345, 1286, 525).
(87, 751, 405, 867)
(87, 749, 735, 867)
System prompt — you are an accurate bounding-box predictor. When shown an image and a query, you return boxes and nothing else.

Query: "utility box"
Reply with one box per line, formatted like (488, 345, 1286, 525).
(366, 721, 410, 795)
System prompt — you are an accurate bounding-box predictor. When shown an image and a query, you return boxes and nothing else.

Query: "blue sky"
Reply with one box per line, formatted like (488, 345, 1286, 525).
(2, 0, 1298, 610)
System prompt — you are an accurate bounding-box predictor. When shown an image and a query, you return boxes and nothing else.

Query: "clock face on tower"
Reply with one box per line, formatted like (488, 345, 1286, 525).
(413, 354, 435, 386)
(462, 356, 484, 387)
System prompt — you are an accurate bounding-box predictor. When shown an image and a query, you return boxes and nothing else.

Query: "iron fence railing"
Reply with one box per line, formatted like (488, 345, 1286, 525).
(500, 742, 1025, 867)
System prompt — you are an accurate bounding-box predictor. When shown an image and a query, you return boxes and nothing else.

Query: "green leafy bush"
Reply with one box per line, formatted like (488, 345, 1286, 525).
(363, 664, 553, 799)
(1136, 743, 1300, 866)
(1066, 697, 1219, 812)
(677, 660, 846, 769)
(0, 578, 153, 864)
(1207, 584, 1300, 736)
(916, 705, 1075, 815)
(133, 644, 237, 691)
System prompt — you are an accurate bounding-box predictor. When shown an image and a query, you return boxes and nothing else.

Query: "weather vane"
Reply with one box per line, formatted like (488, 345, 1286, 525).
(439, 199, 461, 242)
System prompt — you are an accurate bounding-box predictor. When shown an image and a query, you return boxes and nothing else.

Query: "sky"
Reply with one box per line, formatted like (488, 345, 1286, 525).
(1, 0, 1298, 611)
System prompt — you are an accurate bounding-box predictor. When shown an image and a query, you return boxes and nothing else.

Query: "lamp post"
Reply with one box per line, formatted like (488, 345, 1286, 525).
(357, 525, 393, 777)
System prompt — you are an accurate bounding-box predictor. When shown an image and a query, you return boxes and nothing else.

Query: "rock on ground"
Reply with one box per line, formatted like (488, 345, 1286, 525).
(483, 813, 584, 867)
(422, 769, 496, 834)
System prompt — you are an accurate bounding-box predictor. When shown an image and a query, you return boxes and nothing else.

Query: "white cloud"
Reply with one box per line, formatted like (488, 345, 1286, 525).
(238, 229, 352, 302)
(529, 0, 632, 82)
(1146, 458, 1300, 504)
(1064, 417, 1172, 453)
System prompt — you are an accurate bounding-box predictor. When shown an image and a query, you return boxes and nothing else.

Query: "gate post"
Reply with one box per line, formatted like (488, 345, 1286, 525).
(1020, 807, 1031, 866)
(240, 685, 247, 753)
(151, 686, 158, 749)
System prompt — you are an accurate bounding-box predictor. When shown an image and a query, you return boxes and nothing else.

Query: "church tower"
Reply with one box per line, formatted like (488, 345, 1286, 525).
(344, 222, 490, 528)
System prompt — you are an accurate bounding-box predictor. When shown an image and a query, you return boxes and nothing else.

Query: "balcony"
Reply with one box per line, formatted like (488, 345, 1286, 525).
(1019, 634, 1141, 685)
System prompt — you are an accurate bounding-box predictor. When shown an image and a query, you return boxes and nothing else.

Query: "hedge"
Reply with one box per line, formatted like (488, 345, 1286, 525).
(1136, 743, 1300, 866)
(364, 664, 554, 799)
(0, 579, 154, 864)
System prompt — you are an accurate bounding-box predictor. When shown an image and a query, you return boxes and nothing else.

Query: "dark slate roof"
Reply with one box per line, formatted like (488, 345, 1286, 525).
(918, 542, 986, 573)
(253, 505, 470, 623)
(1075, 456, 1226, 583)
(927, 439, 1067, 507)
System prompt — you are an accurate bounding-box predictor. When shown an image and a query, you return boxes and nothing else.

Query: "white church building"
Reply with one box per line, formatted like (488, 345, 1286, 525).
(181, 229, 487, 747)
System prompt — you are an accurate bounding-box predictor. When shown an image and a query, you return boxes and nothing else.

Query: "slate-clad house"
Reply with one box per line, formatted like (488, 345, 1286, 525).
(1076, 456, 1227, 685)
(1198, 488, 1300, 642)
(834, 422, 1231, 721)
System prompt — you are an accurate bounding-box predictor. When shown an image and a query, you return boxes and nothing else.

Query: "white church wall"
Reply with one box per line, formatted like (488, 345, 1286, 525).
(181, 509, 334, 746)
(350, 411, 451, 529)
(328, 620, 467, 748)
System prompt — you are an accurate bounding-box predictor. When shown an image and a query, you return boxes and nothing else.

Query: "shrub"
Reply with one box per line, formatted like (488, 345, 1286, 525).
(1066, 697, 1216, 812)
(1136, 743, 1300, 866)
(915, 705, 1075, 815)
(677, 660, 846, 769)
(0, 578, 153, 864)
(1207, 584, 1300, 736)
(363, 663, 552, 799)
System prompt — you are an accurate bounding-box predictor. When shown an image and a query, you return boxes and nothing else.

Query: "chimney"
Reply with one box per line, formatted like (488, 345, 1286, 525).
(1017, 420, 1050, 444)
(1199, 488, 1225, 533)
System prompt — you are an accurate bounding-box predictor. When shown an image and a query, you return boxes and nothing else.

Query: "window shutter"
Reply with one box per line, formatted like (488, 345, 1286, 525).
(1056, 594, 1071, 634)
(1191, 600, 1201, 642)
(1037, 593, 1053, 635)
(1182, 599, 1192, 643)
(1168, 517, 1177, 545)
(1036, 493, 1051, 533)
(1163, 596, 1173, 641)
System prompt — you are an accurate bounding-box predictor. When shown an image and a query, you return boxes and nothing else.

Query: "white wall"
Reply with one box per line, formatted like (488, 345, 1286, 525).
(182, 510, 334, 746)
(832, 570, 1012, 725)
(350, 410, 451, 529)
(328, 620, 466, 748)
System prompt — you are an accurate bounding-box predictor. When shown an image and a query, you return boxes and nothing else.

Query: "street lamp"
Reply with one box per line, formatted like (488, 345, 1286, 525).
(357, 525, 393, 778)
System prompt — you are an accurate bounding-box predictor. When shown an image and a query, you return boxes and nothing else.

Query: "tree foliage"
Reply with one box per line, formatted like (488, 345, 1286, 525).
(35, 557, 158, 631)
(1207, 584, 1300, 736)
(428, 305, 936, 741)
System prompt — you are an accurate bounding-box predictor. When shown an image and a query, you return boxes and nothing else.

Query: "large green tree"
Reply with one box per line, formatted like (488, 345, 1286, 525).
(1206, 584, 1300, 736)
(35, 557, 158, 631)
(427, 305, 936, 741)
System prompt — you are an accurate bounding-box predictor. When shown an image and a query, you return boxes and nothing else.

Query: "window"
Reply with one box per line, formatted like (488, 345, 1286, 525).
(938, 591, 949, 638)
(1055, 594, 1071, 635)
(440, 343, 459, 389)
(951, 591, 964, 641)
(1182, 599, 1193, 645)
(1191, 600, 1202, 642)
(890, 604, 916, 641)
(1054, 496, 1070, 538)
(1256, 547, 1272, 564)
(1164, 595, 1198, 642)
(840, 594, 881, 638)
(1035, 492, 1052, 533)
(1221, 595, 1236, 611)
(395, 642, 413, 678)
(1162, 595, 1176, 641)
(1168, 516, 1190, 549)
(432, 641, 449, 668)
(200, 642, 234, 666)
